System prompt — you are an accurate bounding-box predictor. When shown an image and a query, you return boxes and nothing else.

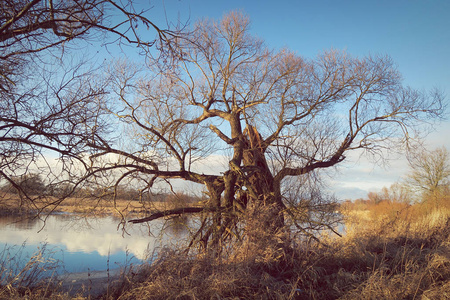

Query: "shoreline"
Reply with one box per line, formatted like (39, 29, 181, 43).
(0, 193, 195, 220)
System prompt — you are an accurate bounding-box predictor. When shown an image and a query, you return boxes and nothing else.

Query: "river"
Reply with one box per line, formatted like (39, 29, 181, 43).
(0, 213, 189, 277)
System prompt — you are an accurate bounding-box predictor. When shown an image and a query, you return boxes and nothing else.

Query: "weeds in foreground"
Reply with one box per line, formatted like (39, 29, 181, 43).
(107, 205, 449, 300)
(0, 243, 65, 299)
(1, 204, 449, 299)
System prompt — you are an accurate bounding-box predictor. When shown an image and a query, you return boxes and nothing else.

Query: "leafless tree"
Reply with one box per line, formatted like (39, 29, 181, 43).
(1, 0, 179, 86)
(367, 183, 412, 204)
(1, 6, 445, 250)
(0, 0, 179, 211)
(405, 146, 450, 206)
(82, 12, 444, 249)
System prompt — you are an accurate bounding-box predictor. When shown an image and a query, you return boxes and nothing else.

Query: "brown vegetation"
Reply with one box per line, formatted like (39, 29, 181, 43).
(0, 192, 200, 219)
(104, 200, 450, 300)
(4, 199, 448, 299)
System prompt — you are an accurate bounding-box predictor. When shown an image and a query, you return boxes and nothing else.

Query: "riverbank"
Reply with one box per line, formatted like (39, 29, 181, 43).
(1, 268, 124, 299)
(0, 192, 181, 218)
(105, 205, 450, 299)
(1, 201, 449, 299)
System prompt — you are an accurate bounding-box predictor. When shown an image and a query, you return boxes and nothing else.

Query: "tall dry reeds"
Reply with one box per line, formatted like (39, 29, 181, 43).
(0, 243, 67, 300)
(1, 200, 448, 299)
(107, 202, 449, 300)
(318, 202, 450, 300)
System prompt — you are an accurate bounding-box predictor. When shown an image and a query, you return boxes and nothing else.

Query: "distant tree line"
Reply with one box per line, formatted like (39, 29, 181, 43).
(0, 174, 199, 205)
(342, 146, 450, 211)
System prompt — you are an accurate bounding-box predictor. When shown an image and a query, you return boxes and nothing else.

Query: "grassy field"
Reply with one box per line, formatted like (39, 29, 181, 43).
(0, 192, 190, 218)
(1, 198, 449, 299)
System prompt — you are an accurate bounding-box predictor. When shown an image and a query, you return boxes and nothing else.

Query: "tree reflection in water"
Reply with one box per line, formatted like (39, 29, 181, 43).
(0, 214, 190, 274)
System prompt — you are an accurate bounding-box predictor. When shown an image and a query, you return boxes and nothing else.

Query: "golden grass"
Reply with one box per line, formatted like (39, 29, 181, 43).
(0, 243, 68, 300)
(105, 203, 450, 300)
(0, 192, 182, 218)
(2, 198, 449, 299)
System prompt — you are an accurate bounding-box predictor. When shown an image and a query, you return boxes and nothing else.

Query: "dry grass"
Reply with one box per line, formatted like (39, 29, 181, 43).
(2, 198, 449, 299)
(325, 207, 450, 300)
(0, 243, 69, 300)
(105, 203, 450, 300)
(0, 192, 177, 218)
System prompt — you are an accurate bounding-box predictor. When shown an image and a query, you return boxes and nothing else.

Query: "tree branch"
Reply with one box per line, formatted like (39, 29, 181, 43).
(128, 206, 225, 224)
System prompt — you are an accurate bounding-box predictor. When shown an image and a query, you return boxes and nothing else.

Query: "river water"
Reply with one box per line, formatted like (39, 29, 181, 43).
(0, 214, 189, 276)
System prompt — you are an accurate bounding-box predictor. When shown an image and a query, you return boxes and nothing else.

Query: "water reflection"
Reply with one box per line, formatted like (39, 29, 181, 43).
(0, 215, 41, 230)
(0, 214, 189, 274)
(163, 215, 190, 235)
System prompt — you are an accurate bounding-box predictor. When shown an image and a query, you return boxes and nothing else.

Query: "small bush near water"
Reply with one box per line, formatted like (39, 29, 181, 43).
(1, 202, 449, 299)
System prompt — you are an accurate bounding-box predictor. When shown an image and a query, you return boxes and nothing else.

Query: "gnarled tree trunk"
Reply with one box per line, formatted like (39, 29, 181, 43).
(240, 125, 285, 232)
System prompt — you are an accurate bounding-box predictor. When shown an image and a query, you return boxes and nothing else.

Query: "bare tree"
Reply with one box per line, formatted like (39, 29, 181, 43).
(1, 6, 444, 250)
(367, 183, 412, 204)
(1, 0, 178, 86)
(0, 0, 179, 211)
(405, 146, 450, 206)
(81, 12, 444, 249)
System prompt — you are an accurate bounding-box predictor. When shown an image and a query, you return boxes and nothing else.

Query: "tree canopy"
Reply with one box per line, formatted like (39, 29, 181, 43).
(406, 146, 450, 205)
(92, 12, 443, 248)
(0, 9, 445, 250)
(0, 0, 177, 210)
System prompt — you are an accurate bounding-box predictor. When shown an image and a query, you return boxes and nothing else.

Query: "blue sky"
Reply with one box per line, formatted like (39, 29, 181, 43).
(152, 0, 450, 90)
(139, 0, 450, 199)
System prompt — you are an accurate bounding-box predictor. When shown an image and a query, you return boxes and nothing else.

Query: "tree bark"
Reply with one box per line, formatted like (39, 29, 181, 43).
(241, 125, 285, 231)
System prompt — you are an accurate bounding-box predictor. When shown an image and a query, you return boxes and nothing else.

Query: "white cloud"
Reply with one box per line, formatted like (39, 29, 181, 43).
(191, 154, 229, 175)
(327, 148, 410, 200)
(0, 215, 184, 260)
